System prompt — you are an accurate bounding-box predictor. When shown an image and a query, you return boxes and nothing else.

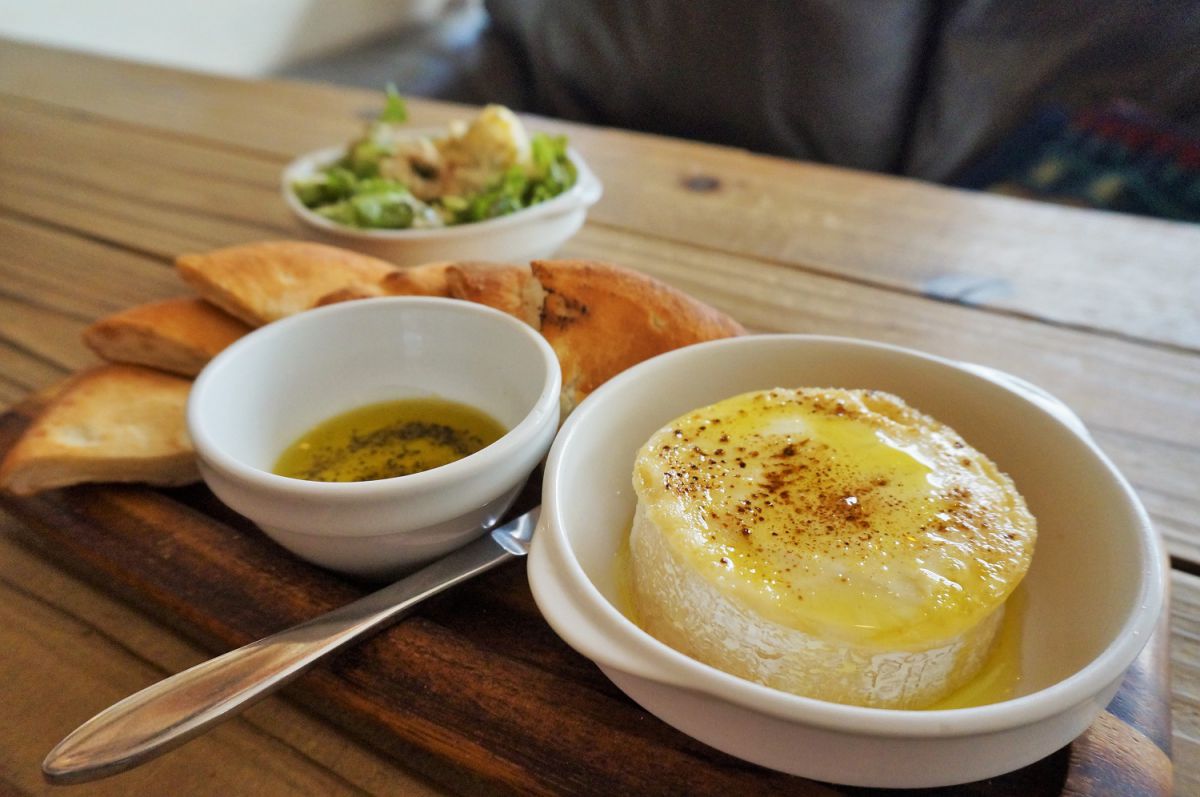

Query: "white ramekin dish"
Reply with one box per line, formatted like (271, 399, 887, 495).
(528, 334, 1165, 788)
(188, 297, 560, 580)
(281, 138, 602, 265)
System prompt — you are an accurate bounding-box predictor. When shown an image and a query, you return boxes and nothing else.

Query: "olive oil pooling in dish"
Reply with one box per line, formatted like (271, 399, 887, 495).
(274, 398, 506, 482)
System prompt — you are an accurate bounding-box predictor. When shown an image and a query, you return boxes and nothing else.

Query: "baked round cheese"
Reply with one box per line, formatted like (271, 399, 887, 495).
(629, 387, 1037, 708)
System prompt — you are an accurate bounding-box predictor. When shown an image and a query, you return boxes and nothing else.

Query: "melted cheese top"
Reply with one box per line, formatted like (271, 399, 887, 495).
(632, 388, 1037, 648)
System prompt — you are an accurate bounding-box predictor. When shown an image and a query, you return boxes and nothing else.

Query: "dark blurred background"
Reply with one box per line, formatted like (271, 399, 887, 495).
(283, 0, 1200, 222)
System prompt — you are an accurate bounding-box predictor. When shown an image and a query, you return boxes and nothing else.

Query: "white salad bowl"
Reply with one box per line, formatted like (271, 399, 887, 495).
(188, 297, 560, 580)
(528, 334, 1165, 788)
(281, 140, 602, 265)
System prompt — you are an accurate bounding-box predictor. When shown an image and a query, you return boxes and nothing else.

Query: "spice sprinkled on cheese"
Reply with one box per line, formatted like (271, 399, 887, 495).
(630, 387, 1036, 708)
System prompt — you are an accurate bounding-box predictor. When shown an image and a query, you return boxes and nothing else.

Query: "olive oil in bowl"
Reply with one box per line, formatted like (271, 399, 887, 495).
(274, 398, 506, 483)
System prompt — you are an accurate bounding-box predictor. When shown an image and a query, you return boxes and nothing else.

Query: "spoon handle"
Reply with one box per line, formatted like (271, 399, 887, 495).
(43, 508, 539, 784)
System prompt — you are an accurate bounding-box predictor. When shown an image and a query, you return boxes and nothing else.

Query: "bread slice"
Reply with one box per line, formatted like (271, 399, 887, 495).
(0, 365, 198, 496)
(532, 260, 746, 413)
(83, 297, 251, 377)
(439, 259, 744, 412)
(315, 261, 456, 308)
(314, 255, 747, 414)
(176, 240, 398, 326)
(379, 261, 455, 297)
(313, 284, 387, 307)
(445, 262, 543, 327)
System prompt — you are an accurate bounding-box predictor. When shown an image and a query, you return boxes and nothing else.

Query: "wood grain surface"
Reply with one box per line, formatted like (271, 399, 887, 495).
(0, 40, 1195, 795)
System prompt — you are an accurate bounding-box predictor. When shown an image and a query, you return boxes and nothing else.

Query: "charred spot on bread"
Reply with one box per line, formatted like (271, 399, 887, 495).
(540, 288, 590, 330)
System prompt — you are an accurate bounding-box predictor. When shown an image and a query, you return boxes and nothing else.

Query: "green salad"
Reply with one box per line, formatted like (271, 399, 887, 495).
(292, 88, 577, 230)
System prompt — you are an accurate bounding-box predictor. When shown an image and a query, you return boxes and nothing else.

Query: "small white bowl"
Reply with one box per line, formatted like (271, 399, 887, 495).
(528, 335, 1165, 788)
(188, 297, 560, 579)
(281, 137, 603, 265)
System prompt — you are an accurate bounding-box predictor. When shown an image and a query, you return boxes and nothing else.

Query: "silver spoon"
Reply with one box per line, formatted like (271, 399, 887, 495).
(42, 507, 539, 784)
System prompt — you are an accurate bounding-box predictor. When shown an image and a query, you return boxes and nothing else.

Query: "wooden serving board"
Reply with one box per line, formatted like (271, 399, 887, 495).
(0, 400, 1172, 796)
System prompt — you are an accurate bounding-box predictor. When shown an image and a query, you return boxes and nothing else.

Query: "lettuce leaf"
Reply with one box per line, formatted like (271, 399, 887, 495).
(378, 83, 408, 124)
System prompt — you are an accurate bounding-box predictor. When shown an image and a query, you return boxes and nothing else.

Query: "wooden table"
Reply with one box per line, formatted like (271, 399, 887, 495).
(0, 41, 1197, 795)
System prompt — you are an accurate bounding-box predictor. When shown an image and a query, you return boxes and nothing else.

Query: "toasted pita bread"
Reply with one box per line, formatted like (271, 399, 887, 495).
(314, 284, 387, 307)
(316, 261, 461, 308)
(531, 260, 746, 413)
(319, 257, 744, 413)
(83, 297, 251, 377)
(443, 262, 544, 328)
(176, 241, 398, 326)
(379, 262, 455, 297)
(0, 365, 198, 496)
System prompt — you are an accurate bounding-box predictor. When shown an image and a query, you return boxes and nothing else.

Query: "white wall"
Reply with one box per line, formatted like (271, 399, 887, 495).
(0, 0, 456, 76)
